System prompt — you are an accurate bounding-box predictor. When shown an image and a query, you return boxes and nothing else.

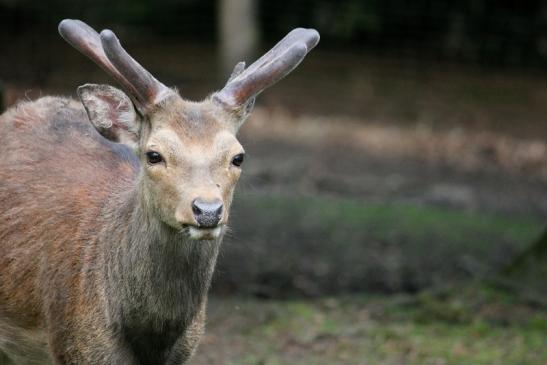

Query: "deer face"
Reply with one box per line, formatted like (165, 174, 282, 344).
(59, 19, 319, 240)
(140, 98, 245, 239)
(78, 85, 246, 239)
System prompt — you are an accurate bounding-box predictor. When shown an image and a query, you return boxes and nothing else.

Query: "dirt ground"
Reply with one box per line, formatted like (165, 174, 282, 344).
(239, 107, 547, 217)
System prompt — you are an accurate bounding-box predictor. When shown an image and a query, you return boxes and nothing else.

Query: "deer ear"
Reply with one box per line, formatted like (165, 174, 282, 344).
(78, 84, 140, 149)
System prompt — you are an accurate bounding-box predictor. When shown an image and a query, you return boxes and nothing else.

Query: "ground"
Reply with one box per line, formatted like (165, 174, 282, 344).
(192, 285, 547, 365)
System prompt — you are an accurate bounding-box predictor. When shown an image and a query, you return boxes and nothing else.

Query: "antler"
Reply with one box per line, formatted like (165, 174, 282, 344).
(213, 28, 320, 109)
(58, 19, 171, 114)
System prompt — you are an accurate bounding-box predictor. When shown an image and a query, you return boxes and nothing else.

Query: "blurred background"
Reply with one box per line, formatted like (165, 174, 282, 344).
(1, 1, 546, 364)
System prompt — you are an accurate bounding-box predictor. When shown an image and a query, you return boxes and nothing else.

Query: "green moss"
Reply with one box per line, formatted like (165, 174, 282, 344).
(221, 193, 544, 294)
(235, 193, 542, 251)
(197, 285, 547, 365)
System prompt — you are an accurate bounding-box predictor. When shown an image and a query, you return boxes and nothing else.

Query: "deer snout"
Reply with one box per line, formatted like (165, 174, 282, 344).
(192, 198, 223, 228)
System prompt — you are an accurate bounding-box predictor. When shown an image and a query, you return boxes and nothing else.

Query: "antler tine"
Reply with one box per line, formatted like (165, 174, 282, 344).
(100, 30, 172, 110)
(58, 20, 141, 107)
(59, 19, 171, 114)
(244, 28, 319, 76)
(214, 28, 320, 108)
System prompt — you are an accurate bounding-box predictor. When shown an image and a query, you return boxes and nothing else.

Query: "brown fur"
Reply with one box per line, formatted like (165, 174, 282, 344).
(0, 94, 240, 364)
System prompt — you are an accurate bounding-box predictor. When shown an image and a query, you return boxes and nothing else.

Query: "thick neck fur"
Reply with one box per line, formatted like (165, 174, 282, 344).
(100, 175, 221, 332)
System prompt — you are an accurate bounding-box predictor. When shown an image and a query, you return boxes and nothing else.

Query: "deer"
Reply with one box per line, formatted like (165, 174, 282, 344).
(0, 19, 319, 364)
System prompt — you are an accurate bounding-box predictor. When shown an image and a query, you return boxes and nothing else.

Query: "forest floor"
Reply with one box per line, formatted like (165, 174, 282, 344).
(192, 284, 547, 365)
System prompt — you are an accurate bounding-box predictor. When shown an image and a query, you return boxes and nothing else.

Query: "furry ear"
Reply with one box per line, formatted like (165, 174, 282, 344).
(78, 84, 140, 149)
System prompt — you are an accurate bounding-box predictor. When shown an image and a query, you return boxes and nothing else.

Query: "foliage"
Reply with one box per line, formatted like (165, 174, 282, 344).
(0, 0, 545, 67)
(259, 0, 546, 67)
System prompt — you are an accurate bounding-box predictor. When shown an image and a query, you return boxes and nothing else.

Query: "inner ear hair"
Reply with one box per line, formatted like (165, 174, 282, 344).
(77, 84, 140, 149)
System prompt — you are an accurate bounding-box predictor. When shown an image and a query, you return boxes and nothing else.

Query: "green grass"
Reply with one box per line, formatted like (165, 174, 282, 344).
(222, 193, 544, 294)
(237, 193, 542, 249)
(193, 284, 547, 365)
(206, 194, 546, 363)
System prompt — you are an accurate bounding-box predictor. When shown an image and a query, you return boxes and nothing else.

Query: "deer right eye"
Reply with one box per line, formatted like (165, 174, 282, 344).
(146, 151, 164, 164)
(231, 153, 245, 167)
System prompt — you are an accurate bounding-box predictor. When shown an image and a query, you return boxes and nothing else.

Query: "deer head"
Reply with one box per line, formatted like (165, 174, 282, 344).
(58, 19, 319, 240)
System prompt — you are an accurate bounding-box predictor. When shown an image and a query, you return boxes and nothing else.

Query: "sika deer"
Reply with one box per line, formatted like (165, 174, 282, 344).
(0, 19, 319, 364)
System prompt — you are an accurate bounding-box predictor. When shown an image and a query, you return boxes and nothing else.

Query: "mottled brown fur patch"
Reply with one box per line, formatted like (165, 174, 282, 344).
(0, 97, 140, 362)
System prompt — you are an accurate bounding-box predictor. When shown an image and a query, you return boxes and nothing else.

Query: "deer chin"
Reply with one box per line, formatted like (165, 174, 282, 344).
(187, 225, 223, 241)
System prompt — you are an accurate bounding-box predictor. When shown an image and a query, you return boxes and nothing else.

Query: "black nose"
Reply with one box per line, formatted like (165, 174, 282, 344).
(192, 198, 223, 228)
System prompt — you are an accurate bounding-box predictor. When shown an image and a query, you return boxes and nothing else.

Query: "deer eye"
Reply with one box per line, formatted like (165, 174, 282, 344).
(231, 153, 245, 167)
(146, 151, 164, 165)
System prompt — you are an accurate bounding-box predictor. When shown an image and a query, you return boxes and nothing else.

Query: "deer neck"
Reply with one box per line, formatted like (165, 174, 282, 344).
(103, 178, 221, 327)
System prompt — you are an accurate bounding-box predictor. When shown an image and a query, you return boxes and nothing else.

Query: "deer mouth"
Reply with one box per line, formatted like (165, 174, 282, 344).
(184, 225, 223, 240)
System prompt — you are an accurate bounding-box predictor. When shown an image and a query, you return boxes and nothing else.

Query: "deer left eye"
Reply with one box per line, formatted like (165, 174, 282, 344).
(231, 153, 245, 167)
(146, 151, 164, 165)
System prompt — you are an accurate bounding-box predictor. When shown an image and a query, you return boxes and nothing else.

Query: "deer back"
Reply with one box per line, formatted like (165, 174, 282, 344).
(0, 96, 138, 326)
